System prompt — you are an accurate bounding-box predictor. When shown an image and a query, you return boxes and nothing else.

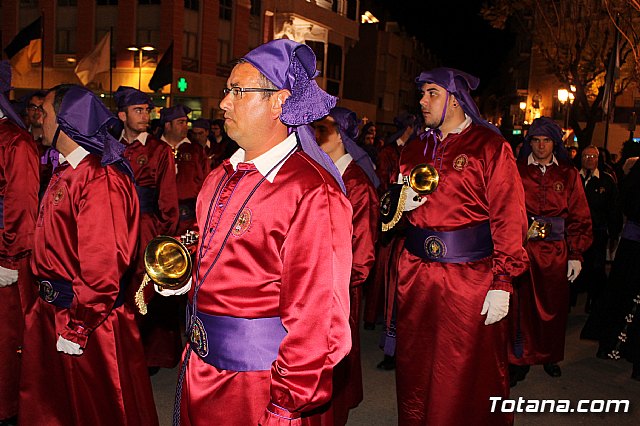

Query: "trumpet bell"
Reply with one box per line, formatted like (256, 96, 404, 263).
(409, 163, 439, 195)
(144, 236, 192, 290)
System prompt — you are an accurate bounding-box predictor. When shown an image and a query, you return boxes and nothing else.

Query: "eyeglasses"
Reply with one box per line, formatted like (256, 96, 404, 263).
(222, 87, 278, 99)
(582, 154, 598, 159)
(27, 104, 44, 113)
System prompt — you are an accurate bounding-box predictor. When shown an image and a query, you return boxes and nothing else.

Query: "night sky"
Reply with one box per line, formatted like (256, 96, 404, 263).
(371, 0, 515, 92)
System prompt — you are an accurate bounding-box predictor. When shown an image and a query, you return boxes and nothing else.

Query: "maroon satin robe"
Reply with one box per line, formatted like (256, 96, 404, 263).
(510, 159, 592, 365)
(0, 119, 39, 420)
(19, 154, 158, 426)
(323, 160, 379, 425)
(396, 124, 529, 425)
(180, 151, 353, 426)
(122, 133, 181, 368)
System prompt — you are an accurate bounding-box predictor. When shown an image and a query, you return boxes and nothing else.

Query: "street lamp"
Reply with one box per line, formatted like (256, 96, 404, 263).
(557, 88, 570, 129)
(127, 45, 155, 90)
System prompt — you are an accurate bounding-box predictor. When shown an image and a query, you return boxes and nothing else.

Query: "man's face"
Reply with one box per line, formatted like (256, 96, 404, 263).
(219, 63, 275, 147)
(211, 124, 222, 138)
(118, 104, 151, 134)
(582, 148, 598, 171)
(27, 96, 44, 128)
(314, 117, 342, 155)
(166, 117, 188, 140)
(364, 133, 375, 145)
(530, 136, 555, 163)
(568, 147, 578, 159)
(191, 127, 209, 145)
(41, 91, 58, 146)
(367, 125, 376, 137)
(419, 83, 452, 129)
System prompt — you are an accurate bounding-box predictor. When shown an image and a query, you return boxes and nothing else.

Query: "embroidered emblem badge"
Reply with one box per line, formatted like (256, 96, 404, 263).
(190, 316, 209, 358)
(553, 181, 564, 192)
(232, 208, 252, 237)
(136, 155, 148, 166)
(40, 280, 59, 303)
(380, 192, 392, 216)
(52, 186, 65, 205)
(453, 154, 469, 171)
(424, 236, 447, 259)
(182, 152, 192, 161)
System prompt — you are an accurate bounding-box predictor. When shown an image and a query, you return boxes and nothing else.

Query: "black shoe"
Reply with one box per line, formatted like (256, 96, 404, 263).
(363, 322, 375, 330)
(376, 355, 396, 370)
(148, 366, 161, 376)
(543, 363, 561, 377)
(509, 364, 530, 387)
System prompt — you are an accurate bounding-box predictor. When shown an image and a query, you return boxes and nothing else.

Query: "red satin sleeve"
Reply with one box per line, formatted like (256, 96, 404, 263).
(485, 141, 529, 290)
(0, 124, 39, 266)
(565, 168, 593, 261)
(60, 170, 139, 347)
(155, 142, 179, 235)
(261, 182, 353, 424)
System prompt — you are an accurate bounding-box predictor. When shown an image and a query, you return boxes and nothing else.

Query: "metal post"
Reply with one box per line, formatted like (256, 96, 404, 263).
(138, 49, 143, 90)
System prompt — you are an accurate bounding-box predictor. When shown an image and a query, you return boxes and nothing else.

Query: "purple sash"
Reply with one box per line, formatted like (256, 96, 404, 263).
(187, 305, 287, 372)
(529, 215, 565, 241)
(135, 185, 158, 214)
(179, 198, 196, 221)
(404, 221, 493, 263)
(622, 221, 640, 242)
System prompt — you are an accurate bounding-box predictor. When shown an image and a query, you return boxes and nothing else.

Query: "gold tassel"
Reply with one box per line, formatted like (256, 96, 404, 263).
(135, 273, 151, 315)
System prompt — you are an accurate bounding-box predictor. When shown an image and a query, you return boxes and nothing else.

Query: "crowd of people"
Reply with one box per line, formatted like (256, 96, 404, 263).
(1, 38, 639, 426)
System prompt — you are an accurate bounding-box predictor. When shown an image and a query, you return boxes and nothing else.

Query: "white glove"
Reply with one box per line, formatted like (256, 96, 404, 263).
(0, 265, 18, 287)
(481, 290, 510, 325)
(56, 335, 83, 356)
(567, 260, 582, 282)
(154, 277, 192, 296)
(397, 173, 427, 212)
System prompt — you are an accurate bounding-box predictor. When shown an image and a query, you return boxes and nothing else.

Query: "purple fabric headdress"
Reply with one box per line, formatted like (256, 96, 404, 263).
(519, 116, 569, 162)
(114, 86, 154, 110)
(56, 85, 133, 178)
(329, 107, 380, 188)
(416, 67, 500, 135)
(0, 61, 27, 129)
(243, 39, 344, 193)
(160, 104, 191, 124)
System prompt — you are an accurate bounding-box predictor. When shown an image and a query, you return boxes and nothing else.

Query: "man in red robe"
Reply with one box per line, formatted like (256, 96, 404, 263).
(393, 68, 529, 425)
(315, 107, 379, 425)
(160, 105, 210, 234)
(156, 39, 353, 425)
(114, 86, 181, 372)
(0, 61, 39, 425)
(19, 85, 158, 426)
(509, 117, 592, 383)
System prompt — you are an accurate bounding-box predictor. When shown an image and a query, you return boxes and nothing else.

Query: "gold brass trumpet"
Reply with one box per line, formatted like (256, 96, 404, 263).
(135, 233, 197, 315)
(407, 163, 439, 195)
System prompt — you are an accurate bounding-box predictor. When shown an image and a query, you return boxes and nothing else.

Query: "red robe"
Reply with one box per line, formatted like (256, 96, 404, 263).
(510, 158, 592, 365)
(180, 146, 353, 425)
(19, 154, 158, 426)
(165, 138, 210, 234)
(122, 132, 181, 368)
(396, 124, 529, 425)
(323, 159, 379, 425)
(0, 118, 39, 420)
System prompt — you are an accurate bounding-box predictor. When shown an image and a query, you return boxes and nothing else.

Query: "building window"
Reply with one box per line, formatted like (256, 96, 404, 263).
(97, 0, 117, 5)
(57, 0, 77, 5)
(346, 0, 357, 20)
(56, 29, 76, 53)
(183, 31, 198, 60)
(138, 0, 160, 4)
(220, 0, 232, 21)
(250, 0, 260, 17)
(20, 0, 38, 6)
(326, 43, 342, 81)
(218, 39, 231, 64)
(184, 0, 199, 10)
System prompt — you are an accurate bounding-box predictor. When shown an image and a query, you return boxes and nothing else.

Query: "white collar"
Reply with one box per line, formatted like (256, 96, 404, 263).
(162, 136, 190, 150)
(335, 153, 353, 176)
(580, 168, 600, 179)
(121, 130, 150, 146)
(423, 114, 472, 137)
(527, 153, 559, 167)
(0, 110, 5, 119)
(60, 146, 90, 169)
(229, 133, 297, 183)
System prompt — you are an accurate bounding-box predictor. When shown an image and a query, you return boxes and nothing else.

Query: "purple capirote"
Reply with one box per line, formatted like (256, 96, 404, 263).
(0, 60, 27, 129)
(56, 85, 133, 177)
(114, 85, 154, 110)
(242, 39, 345, 193)
(519, 116, 569, 162)
(328, 106, 380, 189)
(160, 104, 192, 124)
(416, 67, 501, 135)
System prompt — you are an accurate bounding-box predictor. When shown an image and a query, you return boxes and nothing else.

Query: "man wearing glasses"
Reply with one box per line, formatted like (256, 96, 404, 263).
(114, 86, 180, 374)
(510, 117, 592, 385)
(156, 39, 353, 425)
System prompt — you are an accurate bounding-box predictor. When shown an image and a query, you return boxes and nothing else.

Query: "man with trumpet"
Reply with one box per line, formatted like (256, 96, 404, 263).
(384, 68, 529, 425)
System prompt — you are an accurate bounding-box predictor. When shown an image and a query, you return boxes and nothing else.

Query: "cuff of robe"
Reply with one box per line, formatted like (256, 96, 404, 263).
(568, 251, 583, 262)
(490, 275, 512, 293)
(258, 402, 301, 426)
(60, 322, 90, 348)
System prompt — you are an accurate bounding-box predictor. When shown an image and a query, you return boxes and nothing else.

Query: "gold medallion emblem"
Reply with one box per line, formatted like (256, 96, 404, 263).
(182, 152, 192, 161)
(380, 192, 392, 216)
(190, 317, 209, 358)
(40, 280, 59, 303)
(424, 236, 447, 259)
(453, 154, 469, 171)
(136, 155, 148, 166)
(553, 181, 564, 192)
(52, 186, 65, 205)
(232, 208, 252, 237)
